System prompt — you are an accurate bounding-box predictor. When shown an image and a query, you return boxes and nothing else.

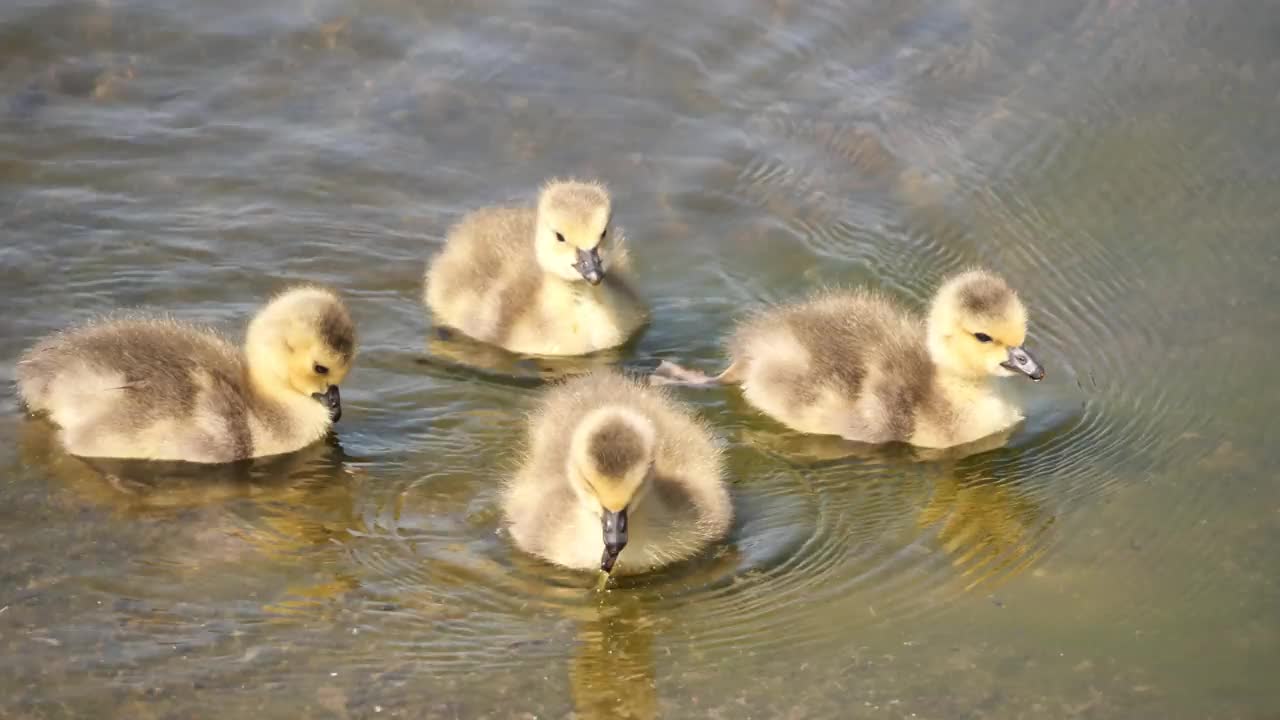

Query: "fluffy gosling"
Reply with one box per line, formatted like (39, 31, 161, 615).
(16, 286, 356, 463)
(503, 370, 731, 575)
(423, 179, 647, 356)
(655, 268, 1044, 448)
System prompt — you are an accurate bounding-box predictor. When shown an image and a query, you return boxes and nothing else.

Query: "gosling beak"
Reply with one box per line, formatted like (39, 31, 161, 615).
(574, 246, 604, 286)
(600, 507, 628, 573)
(1001, 346, 1045, 382)
(310, 385, 342, 422)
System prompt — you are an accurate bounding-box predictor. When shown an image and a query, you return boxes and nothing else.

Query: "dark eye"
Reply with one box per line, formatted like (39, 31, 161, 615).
(555, 232, 566, 243)
(600, 228, 607, 240)
(314, 363, 329, 375)
(973, 333, 992, 343)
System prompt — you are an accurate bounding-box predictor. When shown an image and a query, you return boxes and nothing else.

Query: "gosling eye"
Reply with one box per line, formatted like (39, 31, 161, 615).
(555, 232, 566, 243)
(600, 228, 607, 241)
(973, 332, 993, 343)
(314, 363, 330, 375)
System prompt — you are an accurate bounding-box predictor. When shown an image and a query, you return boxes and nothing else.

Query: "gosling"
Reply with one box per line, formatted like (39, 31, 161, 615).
(423, 179, 647, 356)
(655, 269, 1045, 449)
(503, 370, 732, 575)
(16, 286, 356, 463)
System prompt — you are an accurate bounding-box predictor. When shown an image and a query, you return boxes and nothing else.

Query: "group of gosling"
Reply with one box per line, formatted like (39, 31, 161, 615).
(15, 179, 1044, 580)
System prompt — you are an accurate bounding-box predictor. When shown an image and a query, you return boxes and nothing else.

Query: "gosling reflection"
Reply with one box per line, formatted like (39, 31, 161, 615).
(421, 326, 660, 391)
(421, 326, 619, 385)
(19, 418, 362, 605)
(916, 468, 1054, 590)
(731, 419, 1053, 591)
(569, 600, 659, 720)
(20, 416, 353, 517)
(735, 420, 1018, 464)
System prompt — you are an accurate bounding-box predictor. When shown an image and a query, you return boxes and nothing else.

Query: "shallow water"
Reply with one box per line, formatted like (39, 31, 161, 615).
(2, 0, 1279, 717)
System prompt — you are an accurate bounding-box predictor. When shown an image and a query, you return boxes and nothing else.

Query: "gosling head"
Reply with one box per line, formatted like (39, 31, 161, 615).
(245, 286, 357, 422)
(926, 269, 1044, 382)
(567, 406, 657, 573)
(534, 179, 613, 286)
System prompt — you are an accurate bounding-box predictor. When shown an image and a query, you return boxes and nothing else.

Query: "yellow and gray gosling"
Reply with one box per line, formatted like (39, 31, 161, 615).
(16, 286, 356, 463)
(503, 370, 731, 575)
(423, 178, 647, 356)
(654, 269, 1045, 449)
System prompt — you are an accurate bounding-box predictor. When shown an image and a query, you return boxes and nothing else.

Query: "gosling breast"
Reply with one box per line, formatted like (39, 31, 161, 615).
(423, 195, 647, 356)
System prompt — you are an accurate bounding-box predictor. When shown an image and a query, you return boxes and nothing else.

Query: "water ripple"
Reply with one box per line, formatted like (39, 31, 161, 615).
(2, 0, 1277, 714)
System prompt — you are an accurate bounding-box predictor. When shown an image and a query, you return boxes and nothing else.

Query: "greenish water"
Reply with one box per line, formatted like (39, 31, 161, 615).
(2, 0, 1278, 717)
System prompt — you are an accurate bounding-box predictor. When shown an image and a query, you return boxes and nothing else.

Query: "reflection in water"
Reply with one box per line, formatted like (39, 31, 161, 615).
(916, 471, 1053, 591)
(9, 395, 1055, 710)
(18, 415, 355, 520)
(421, 326, 609, 389)
(422, 325, 662, 390)
(734, 417, 1020, 464)
(570, 600, 659, 720)
(742, 423, 1057, 591)
(17, 414, 362, 606)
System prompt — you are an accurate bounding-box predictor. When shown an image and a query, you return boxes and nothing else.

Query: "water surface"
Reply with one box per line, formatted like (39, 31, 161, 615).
(2, 0, 1279, 717)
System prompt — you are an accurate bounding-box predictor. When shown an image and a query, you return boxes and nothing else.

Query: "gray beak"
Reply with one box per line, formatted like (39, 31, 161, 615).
(600, 507, 628, 573)
(310, 385, 342, 422)
(1001, 346, 1045, 382)
(575, 246, 604, 285)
